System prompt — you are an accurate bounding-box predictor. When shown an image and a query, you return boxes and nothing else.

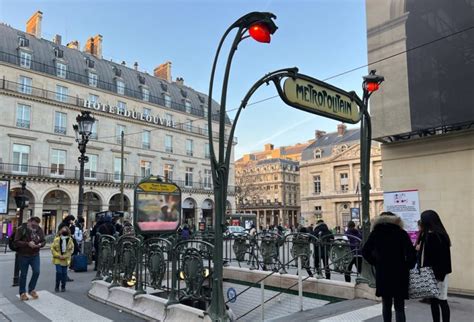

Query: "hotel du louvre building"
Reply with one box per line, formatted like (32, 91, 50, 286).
(0, 11, 236, 234)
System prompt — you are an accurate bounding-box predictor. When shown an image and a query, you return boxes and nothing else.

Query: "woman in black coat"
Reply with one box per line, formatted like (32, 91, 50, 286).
(420, 210, 452, 322)
(362, 212, 416, 322)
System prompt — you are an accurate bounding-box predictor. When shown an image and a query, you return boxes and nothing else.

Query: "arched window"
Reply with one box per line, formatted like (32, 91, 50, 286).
(314, 149, 322, 159)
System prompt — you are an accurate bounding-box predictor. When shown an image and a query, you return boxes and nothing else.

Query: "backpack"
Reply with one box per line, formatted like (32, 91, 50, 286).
(8, 224, 27, 251)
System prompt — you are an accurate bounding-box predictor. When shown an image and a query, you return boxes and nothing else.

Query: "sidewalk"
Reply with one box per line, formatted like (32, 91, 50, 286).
(271, 296, 474, 321)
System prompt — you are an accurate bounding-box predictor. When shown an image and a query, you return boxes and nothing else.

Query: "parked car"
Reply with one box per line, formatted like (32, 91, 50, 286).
(224, 225, 246, 236)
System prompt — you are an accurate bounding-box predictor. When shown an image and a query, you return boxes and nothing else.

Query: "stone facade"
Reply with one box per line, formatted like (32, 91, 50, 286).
(299, 126, 383, 230)
(366, 0, 474, 295)
(235, 143, 311, 229)
(0, 14, 235, 233)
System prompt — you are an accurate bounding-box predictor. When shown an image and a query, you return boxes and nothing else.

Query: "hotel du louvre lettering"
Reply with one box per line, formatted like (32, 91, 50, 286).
(282, 77, 360, 124)
(83, 100, 176, 128)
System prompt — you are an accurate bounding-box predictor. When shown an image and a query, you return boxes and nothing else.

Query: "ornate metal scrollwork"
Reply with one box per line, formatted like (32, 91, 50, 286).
(232, 234, 249, 262)
(260, 234, 278, 270)
(290, 233, 312, 269)
(145, 238, 171, 289)
(116, 235, 141, 283)
(180, 248, 205, 299)
(329, 239, 353, 273)
(95, 234, 116, 280)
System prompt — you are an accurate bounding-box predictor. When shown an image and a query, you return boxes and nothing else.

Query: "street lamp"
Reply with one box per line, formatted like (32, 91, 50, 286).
(73, 111, 95, 223)
(12, 180, 29, 286)
(358, 70, 384, 286)
(206, 12, 277, 321)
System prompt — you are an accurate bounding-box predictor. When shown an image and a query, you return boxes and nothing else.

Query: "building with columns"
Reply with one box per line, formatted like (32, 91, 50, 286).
(299, 124, 383, 229)
(235, 142, 311, 229)
(0, 11, 236, 235)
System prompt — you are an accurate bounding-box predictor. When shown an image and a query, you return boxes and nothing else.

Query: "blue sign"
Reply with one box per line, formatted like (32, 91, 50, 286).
(227, 287, 237, 303)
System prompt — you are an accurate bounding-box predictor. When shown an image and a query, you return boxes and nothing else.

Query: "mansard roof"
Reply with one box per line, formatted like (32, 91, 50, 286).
(0, 23, 230, 123)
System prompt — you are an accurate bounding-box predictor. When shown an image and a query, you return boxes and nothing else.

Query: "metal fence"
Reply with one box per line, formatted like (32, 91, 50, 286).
(94, 230, 362, 311)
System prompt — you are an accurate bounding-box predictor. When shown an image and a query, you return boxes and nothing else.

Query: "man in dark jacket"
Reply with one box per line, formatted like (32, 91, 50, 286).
(362, 212, 416, 322)
(344, 221, 362, 282)
(312, 220, 334, 279)
(14, 217, 46, 301)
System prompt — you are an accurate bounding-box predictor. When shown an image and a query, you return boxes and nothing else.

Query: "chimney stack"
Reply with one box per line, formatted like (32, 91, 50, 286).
(134, 62, 138, 71)
(264, 143, 274, 151)
(84, 34, 103, 58)
(154, 61, 172, 82)
(26, 11, 43, 38)
(315, 130, 326, 140)
(337, 123, 347, 136)
(175, 77, 184, 86)
(67, 40, 79, 50)
(53, 34, 62, 45)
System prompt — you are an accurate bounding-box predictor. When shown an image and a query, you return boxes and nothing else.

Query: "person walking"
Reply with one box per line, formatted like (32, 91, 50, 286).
(51, 225, 74, 292)
(419, 210, 452, 322)
(14, 217, 46, 301)
(344, 221, 362, 282)
(312, 219, 333, 279)
(362, 212, 416, 322)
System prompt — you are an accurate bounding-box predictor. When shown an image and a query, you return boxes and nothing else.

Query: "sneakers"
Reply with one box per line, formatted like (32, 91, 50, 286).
(29, 290, 39, 299)
(55, 287, 59, 293)
(20, 293, 29, 301)
(61, 287, 66, 292)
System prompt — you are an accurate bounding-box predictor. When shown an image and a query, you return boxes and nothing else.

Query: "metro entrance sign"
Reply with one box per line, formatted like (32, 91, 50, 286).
(281, 75, 362, 124)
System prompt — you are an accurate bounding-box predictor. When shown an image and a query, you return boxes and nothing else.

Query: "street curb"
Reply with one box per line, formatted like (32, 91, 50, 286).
(87, 292, 158, 322)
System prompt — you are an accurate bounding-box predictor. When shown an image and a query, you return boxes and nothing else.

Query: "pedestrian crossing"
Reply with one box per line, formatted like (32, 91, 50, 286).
(15, 291, 112, 322)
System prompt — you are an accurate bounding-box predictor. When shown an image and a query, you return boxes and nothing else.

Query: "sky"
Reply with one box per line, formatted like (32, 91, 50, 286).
(0, 0, 369, 158)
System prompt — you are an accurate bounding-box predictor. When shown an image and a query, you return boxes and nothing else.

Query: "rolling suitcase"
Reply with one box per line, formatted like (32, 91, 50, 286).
(72, 254, 88, 272)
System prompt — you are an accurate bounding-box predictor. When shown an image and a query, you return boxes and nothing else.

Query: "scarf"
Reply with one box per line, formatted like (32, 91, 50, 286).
(60, 236, 69, 254)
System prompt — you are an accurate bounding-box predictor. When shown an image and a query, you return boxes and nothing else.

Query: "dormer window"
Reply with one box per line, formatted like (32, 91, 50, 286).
(180, 89, 188, 98)
(160, 82, 168, 92)
(86, 58, 95, 69)
(113, 66, 122, 77)
(198, 95, 205, 104)
(19, 51, 32, 69)
(116, 79, 125, 95)
(163, 93, 171, 108)
(18, 36, 29, 47)
(314, 149, 322, 159)
(54, 47, 64, 58)
(141, 87, 149, 102)
(184, 100, 192, 113)
(138, 75, 146, 85)
(56, 62, 67, 79)
(88, 71, 98, 87)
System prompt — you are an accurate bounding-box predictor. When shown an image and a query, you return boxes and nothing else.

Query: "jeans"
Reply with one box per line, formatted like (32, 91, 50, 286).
(55, 264, 68, 288)
(382, 296, 406, 322)
(19, 254, 40, 294)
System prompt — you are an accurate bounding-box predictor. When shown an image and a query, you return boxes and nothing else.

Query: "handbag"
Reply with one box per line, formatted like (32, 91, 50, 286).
(409, 266, 440, 299)
(409, 243, 439, 299)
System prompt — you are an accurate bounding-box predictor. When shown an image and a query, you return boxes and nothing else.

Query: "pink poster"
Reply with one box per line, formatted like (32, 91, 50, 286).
(383, 189, 420, 243)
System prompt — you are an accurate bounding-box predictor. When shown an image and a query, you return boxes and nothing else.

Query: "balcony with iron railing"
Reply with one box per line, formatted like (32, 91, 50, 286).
(54, 126, 67, 135)
(0, 50, 232, 125)
(0, 162, 235, 194)
(16, 119, 30, 129)
(1, 78, 237, 144)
